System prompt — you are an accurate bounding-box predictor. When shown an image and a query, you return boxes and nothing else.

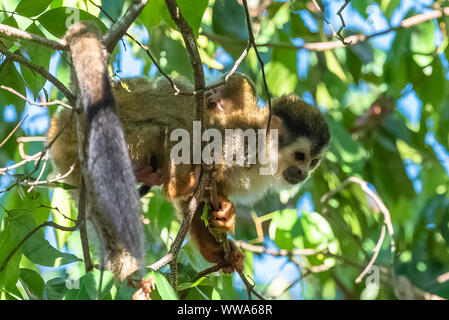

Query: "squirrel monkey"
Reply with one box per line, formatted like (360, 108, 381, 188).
(49, 23, 330, 277)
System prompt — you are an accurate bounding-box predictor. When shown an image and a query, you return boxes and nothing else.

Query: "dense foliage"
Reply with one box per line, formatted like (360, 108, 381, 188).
(0, 0, 449, 300)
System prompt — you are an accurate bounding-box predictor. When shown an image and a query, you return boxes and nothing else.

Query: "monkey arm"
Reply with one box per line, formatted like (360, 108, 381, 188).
(189, 200, 244, 274)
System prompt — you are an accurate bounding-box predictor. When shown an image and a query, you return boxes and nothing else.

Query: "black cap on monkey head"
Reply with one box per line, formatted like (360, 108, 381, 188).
(272, 95, 330, 156)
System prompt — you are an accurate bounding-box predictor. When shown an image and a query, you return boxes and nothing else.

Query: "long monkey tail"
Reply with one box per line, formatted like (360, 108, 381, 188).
(64, 21, 144, 280)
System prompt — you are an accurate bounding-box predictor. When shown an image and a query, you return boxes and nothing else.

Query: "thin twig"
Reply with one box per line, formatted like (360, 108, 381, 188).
(26, 151, 48, 193)
(321, 176, 395, 250)
(237, 271, 265, 300)
(321, 177, 396, 284)
(0, 110, 75, 193)
(241, 0, 272, 131)
(23, 162, 76, 186)
(355, 225, 386, 283)
(0, 85, 74, 110)
(78, 178, 94, 273)
(0, 115, 28, 148)
(311, 0, 339, 38)
(336, 0, 351, 45)
(202, 7, 449, 52)
(0, 151, 42, 175)
(235, 240, 320, 257)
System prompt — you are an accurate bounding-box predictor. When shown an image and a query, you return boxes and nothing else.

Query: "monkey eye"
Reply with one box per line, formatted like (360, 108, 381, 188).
(310, 159, 319, 168)
(294, 152, 305, 161)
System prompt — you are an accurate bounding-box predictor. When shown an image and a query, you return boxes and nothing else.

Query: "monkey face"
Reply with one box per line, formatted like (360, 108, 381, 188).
(277, 137, 325, 185)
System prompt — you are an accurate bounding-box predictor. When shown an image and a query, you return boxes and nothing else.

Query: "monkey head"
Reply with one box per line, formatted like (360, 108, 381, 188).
(270, 95, 330, 186)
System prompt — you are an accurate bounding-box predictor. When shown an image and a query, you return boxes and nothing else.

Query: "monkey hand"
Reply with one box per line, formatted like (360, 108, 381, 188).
(134, 165, 163, 188)
(207, 198, 236, 234)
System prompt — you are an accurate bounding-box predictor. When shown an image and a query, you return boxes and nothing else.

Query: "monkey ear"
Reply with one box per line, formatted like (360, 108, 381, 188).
(269, 115, 283, 134)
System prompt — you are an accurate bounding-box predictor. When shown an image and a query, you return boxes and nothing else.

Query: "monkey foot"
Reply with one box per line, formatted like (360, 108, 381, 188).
(130, 276, 156, 300)
(221, 240, 244, 274)
(208, 200, 236, 234)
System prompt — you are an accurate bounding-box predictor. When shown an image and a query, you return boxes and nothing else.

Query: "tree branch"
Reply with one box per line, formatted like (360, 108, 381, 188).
(103, 0, 149, 53)
(0, 23, 67, 50)
(235, 240, 321, 257)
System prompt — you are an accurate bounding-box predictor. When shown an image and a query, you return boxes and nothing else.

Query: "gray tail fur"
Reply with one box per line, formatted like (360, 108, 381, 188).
(64, 21, 144, 280)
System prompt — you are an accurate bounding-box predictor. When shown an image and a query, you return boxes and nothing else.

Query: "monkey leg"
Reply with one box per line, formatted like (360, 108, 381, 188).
(164, 164, 201, 199)
(190, 203, 244, 274)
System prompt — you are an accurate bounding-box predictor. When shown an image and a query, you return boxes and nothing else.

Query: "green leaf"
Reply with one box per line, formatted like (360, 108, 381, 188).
(299, 212, 338, 253)
(287, 0, 306, 11)
(346, 47, 362, 83)
(99, 0, 127, 21)
(411, 21, 435, 67)
(384, 30, 411, 95)
(15, 0, 53, 17)
(177, 277, 211, 291)
(326, 115, 367, 173)
(352, 0, 369, 18)
(148, 28, 193, 79)
(7, 208, 81, 267)
(268, 209, 300, 250)
(176, 0, 208, 37)
(150, 271, 178, 300)
(265, 62, 297, 96)
(139, 0, 175, 29)
(0, 15, 19, 49)
(179, 242, 212, 272)
(368, 133, 416, 206)
(19, 268, 45, 299)
(77, 270, 114, 300)
(324, 50, 348, 82)
(212, 0, 248, 40)
(290, 11, 311, 38)
(383, 0, 401, 19)
(44, 277, 67, 300)
(51, 188, 75, 250)
(0, 59, 26, 111)
(0, 228, 22, 291)
(20, 23, 51, 97)
(37, 7, 108, 39)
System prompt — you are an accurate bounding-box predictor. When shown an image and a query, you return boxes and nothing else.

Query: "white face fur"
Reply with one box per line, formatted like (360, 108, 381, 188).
(276, 136, 325, 186)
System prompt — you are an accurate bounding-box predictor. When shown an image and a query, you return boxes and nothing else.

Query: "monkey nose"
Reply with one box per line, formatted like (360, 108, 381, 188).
(282, 166, 307, 184)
